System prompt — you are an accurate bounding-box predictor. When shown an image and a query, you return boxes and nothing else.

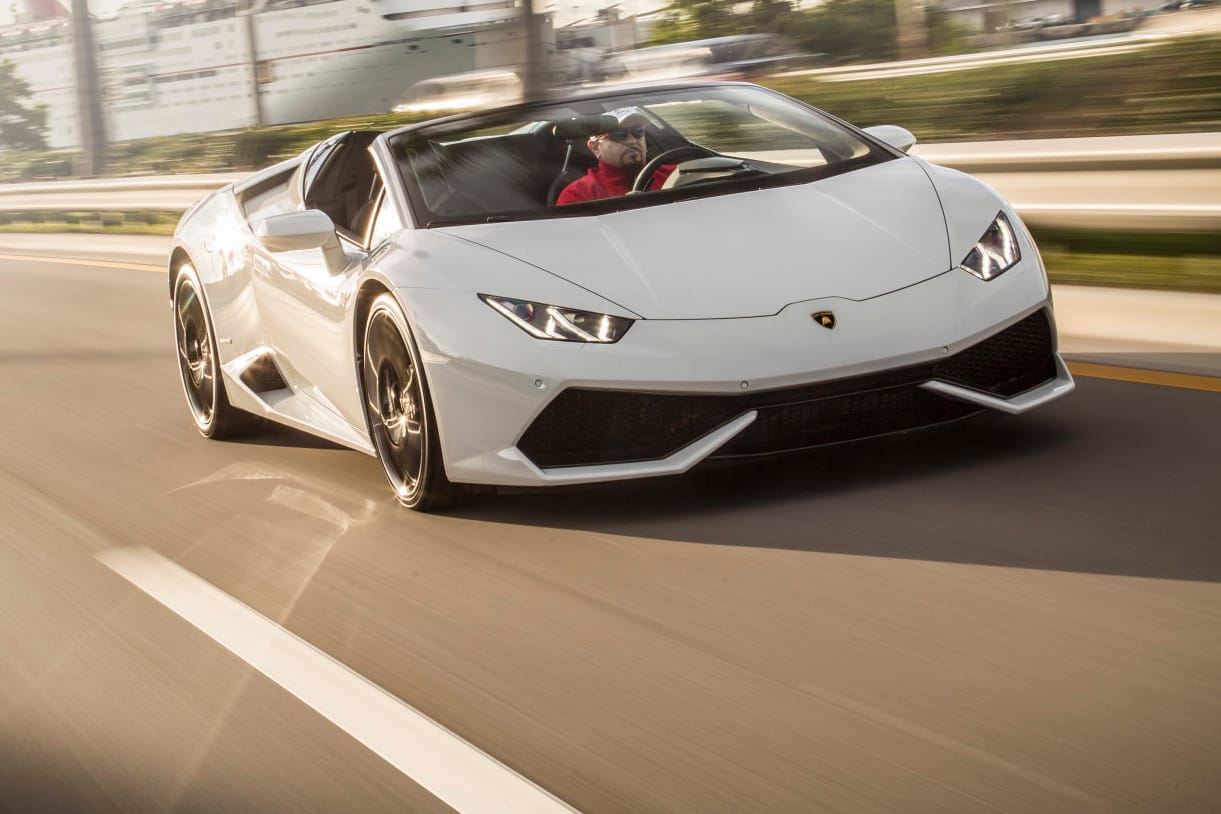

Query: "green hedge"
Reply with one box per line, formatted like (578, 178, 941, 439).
(2, 33, 1220, 182)
(0, 111, 431, 182)
(767, 33, 1221, 141)
(1030, 228, 1221, 294)
(0, 210, 179, 235)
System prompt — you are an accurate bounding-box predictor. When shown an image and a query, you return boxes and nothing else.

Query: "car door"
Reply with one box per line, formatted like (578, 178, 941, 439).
(249, 132, 382, 433)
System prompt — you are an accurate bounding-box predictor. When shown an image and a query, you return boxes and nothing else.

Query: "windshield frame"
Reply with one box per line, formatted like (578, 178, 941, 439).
(385, 81, 903, 229)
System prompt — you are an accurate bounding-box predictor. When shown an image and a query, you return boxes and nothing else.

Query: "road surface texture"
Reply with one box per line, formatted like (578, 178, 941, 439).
(1, 255, 1219, 813)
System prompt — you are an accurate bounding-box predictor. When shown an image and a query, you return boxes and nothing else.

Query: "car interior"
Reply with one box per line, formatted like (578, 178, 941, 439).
(404, 116, 666, 219)
(301, 130, 383, 242)
(298, 99, 876, 233)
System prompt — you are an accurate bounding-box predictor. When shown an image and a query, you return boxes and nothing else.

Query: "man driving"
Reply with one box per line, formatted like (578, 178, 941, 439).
(556, 107, 675, 206)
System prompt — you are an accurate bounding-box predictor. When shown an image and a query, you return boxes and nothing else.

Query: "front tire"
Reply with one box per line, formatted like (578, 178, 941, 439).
(173, 264, 258, 439)
(362, 294, 458, 511)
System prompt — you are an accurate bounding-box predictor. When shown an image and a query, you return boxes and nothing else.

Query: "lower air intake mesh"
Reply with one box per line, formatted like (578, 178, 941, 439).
(934, 308, 1056, 396)
(518, 309, 1055, 468)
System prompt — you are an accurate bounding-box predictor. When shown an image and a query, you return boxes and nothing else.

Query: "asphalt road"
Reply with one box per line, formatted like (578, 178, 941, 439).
(2, 256, 1219, 813)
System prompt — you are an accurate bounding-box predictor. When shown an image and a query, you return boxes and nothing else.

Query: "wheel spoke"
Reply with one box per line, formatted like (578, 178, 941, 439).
(364, 309, 429, 502)
(175, 279, 216, 426)
(398, 425, 424, 474)
(383, 413, 408, 436)
(176, 287, 195, 321)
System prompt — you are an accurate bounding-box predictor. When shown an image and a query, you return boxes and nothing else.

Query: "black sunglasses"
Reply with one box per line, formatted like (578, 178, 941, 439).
(603, 125, 647, 143)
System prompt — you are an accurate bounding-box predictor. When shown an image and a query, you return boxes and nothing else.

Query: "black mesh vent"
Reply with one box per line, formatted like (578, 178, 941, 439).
(715, 385, 981, 458)
(238, 353, 287, 394)
(933, 309, 1055, 397)
(518, 308, 1056, 469)
(519, 389, 742, 469)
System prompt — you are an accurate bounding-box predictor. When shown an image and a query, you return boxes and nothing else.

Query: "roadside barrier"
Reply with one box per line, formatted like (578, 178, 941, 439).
(2, 133, 1219, 232)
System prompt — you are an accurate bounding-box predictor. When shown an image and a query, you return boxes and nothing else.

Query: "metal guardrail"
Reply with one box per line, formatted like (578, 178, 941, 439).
(912, 132, 1221, 172)
(0, 173, 242, 213)
(1, 134, 1219, 231)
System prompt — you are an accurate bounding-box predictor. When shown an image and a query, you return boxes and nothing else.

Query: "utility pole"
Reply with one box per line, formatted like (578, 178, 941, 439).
(894, 0, 929, 61)
(69, 0, 106, 176)
(521, 0, 548, 102)
(243, 0, 264, 128)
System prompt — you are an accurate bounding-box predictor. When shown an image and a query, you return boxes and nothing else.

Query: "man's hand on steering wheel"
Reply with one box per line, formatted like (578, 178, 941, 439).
(631, 145, 720, 193)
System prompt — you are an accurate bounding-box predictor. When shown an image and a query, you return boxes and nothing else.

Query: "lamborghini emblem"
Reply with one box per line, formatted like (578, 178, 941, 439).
(811, 311, 836, 330)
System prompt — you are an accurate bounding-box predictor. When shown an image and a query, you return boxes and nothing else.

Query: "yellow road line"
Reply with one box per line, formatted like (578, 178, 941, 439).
(0, 252, 164, 273)
(1068, 361, 1221, 393)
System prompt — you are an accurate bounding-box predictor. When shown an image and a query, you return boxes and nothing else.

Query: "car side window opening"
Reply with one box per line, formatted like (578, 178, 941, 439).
(238, 166, 298, 223)
(368, 189, 403, 247)
(302, 131, 382, 237)
(347, 173, 384, 245)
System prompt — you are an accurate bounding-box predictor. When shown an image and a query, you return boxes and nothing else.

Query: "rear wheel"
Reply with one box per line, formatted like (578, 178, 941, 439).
(362, 294, 459, 511)
(173, 265, 258, 439)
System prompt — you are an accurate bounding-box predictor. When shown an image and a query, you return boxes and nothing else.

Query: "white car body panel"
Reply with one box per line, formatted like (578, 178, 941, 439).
(921, 355, 1075, 415)
(405, 259, 1057, 485)
(917, 157, 1029, 265)
(445, 159, 952, 319)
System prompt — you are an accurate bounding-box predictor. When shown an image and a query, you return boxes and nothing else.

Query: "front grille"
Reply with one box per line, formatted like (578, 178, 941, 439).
(714, 384, 981, 458)
(518, 389, 742, 469)
(518, 309, 1056, 469)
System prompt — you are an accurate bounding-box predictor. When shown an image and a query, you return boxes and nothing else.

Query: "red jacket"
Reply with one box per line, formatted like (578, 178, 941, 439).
(556, 161, 675, 206)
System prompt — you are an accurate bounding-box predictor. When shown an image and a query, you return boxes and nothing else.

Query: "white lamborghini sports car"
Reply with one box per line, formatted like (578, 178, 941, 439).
(171, 82, 1074, 510)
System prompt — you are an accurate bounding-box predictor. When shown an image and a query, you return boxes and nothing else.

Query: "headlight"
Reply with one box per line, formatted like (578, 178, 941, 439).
(480, 294, 634, 343)
(960, 211, 1021, 281)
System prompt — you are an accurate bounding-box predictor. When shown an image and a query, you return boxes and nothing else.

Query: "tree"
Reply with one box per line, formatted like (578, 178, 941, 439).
(926, 8, 970, 57)
(789, 0, 898, 63)
(648, 0, 903, 64)
(648, 0, 799, 44)
(0, 60, 49, 151)
(648, 0, 743, 46)
(747, 0, 797, 36)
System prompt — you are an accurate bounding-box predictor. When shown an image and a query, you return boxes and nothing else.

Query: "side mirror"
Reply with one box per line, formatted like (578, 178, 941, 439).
(255, 209, 348, 274)
(863, 125, 917, 154)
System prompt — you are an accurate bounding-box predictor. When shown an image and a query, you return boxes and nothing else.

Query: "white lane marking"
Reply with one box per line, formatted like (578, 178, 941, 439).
(95, 546, 579, 814)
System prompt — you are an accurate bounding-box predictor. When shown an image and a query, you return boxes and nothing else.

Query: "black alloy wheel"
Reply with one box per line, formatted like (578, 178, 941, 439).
(362, 294, 457, 511)
(173, 265, 256, 439)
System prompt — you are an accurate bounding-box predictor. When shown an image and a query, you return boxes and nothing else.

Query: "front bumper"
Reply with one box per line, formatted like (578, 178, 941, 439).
(407, 264, 1073, 487)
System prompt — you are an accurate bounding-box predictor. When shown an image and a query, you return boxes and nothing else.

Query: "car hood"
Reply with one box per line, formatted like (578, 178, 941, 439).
(443, 158, 951, 319)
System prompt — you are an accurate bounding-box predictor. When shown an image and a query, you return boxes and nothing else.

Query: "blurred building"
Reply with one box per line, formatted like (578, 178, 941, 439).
(600, 33, 820, 83)
(552, 5, 651, 82)
(936, 0, 1144, 34)
(0, 0, 529, 149)
(555, 5, 648, 52)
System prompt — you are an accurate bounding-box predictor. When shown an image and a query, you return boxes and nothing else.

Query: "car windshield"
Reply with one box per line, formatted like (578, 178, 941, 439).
(387, 84, 896, 227)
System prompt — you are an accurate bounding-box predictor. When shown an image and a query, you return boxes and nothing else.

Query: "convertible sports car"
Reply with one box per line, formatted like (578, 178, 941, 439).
(171, 82, 1074, 510)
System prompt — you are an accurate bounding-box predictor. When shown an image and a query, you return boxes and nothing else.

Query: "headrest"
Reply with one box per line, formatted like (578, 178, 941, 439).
(551, 114, 619, 140)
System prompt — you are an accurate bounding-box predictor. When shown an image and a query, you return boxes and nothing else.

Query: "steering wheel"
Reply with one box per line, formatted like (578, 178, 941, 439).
(631, 145, 719, 193)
